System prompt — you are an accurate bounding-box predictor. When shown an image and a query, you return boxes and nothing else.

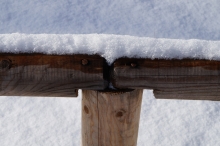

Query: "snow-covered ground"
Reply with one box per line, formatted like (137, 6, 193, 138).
(1, 0, 220, 146)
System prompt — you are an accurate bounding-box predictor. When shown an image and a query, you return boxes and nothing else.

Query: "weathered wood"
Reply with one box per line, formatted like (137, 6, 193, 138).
(82, 89, 143, 146)
(82, 90, 99, 146)
(112, 58, 220, 89)
(154, 86, 220, 100)
(0, 53, 108, 97)
(112, 58, 220, 100)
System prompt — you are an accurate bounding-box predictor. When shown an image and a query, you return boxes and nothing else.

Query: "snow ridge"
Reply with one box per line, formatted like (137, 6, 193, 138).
(1, 33, 220, 64)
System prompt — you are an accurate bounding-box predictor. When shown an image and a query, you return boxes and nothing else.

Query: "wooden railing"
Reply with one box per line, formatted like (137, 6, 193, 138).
(1, 53, 220, 146)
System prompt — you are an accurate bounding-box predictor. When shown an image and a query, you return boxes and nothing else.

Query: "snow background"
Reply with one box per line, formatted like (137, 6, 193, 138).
(1, 0, 220, 146)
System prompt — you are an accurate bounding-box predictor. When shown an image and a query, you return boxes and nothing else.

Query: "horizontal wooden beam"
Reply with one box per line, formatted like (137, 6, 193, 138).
(1, 53, 220, 100)
(112, 58, 220, 100)
(154, 86, 220, 101)
(0, 53, 108, 97)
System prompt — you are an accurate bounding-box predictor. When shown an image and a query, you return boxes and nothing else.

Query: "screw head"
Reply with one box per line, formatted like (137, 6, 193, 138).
(81, 59, 89, 65)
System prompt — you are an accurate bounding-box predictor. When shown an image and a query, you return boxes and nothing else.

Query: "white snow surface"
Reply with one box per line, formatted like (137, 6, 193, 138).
(1, 0, 220, 41)
(1, 0, 220, 146)
(1, 33, 220, 64)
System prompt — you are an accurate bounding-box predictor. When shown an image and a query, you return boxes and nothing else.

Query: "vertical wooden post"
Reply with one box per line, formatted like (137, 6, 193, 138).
(82, 89, 143, 146)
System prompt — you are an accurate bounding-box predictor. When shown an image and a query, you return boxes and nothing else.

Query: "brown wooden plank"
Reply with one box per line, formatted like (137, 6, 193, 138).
(112, 58, 220, 100)
(154, 86, 220, 101)
(81, 90, 99, 146)
(82, 89, 143, 146)
(112, 58, 220, 89)
(0, 53, 108, 97)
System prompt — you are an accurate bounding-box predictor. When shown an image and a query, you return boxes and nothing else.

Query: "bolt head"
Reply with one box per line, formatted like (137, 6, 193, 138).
(130, 63, 137, 67)
(1, 60, 11, 69)
(81, 59, 89, 65)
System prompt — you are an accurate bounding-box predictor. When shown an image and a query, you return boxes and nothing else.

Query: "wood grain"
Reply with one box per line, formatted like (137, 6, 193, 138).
(154, 86, 220, 100)
(0, 53, 108, 97)
(112, 58, 220, 100)
(82, 89, 143, 146)
(82, 90, 99, 146)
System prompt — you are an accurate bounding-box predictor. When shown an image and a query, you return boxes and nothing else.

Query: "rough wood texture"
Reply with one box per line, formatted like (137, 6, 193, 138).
(0, 53, 108, 97)
(82, 89, 143, 146)
(112, 58, 220, 100)
(154, 86, 220, 100)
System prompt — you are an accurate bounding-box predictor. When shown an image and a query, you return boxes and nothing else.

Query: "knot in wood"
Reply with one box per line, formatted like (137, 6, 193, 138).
(115, 109, 126, 118)
(84, 105, 89, 114)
